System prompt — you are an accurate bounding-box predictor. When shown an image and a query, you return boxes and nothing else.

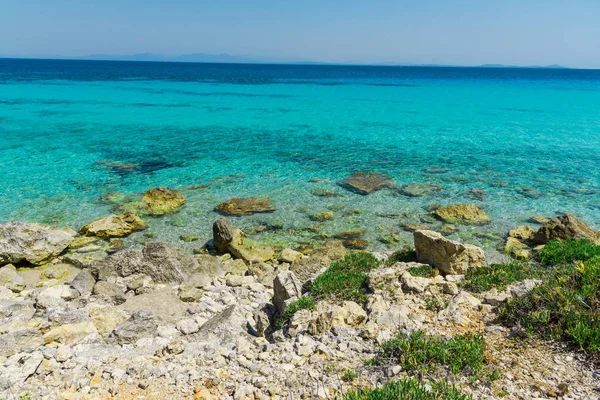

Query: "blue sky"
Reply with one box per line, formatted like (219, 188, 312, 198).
(1, 0, 599, 68)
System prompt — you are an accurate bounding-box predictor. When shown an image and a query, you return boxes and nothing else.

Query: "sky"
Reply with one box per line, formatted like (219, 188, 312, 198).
(1, 0, 599, 68)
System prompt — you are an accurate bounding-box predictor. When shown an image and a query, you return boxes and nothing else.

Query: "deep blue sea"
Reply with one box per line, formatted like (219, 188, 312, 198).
(1, 59, 599, 252)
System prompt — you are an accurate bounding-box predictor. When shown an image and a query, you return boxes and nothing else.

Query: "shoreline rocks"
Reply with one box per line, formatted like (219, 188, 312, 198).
(533, 214, 600, 245)
(80, 211, 147, 238)
(0, 222, 76, 266)
(139, 187, 186, 215)
(414, 230, 485, 275)
(339, 171, 392, 195)
(214, 197, 275, 216)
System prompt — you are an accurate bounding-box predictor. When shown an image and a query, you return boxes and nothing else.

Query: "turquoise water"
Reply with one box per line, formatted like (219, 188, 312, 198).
(1, 59, 599, 252)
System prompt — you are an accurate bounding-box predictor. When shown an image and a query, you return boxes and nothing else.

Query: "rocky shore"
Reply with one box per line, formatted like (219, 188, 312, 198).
(0, 186, 599, 399)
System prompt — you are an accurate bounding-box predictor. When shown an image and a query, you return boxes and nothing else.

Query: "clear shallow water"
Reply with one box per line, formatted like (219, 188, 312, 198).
(1, 59, 599, 251)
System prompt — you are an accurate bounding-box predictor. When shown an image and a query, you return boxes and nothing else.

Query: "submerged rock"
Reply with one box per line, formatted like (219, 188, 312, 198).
(339, 171, 392, 195)
(310, 211, 334, 221)
(400, 183, 442, 197)
(465, 188, 487, 201)
(414, 230, 485, 275)
(214, 197, 275, 216)
(0, 222, 76, 266)
(533, 214, 600, 245)
(140, 187, 186, 215)
(431, 204, 491, 225)
(344, 239, 369, 250)
(80, 211, 147, 238)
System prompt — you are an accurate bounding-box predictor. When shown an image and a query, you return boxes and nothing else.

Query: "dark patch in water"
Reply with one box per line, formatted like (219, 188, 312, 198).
(499, 107, 546, 113)
(366, 83, 420, 87)
(139, 160, 175, 174)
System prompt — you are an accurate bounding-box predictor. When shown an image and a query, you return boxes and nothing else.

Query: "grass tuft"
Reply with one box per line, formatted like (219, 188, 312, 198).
(274, 296, 317, 330)
(311, 252, 381, 305)
(537, 239, 600, 266)
(373, 330, 486, 377)
(386, 246, 418, 265)
(499, 256, 600, 352)
(461, 261, 544, 292)
(339, 377, 472, 400)
(407, 264, 439, 278)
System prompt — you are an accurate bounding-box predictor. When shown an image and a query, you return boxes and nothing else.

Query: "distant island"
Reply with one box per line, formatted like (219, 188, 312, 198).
(0, 52, 569, 69)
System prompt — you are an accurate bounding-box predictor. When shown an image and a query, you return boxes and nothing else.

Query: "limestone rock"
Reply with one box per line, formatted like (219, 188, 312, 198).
(214, 197, 275, 216)
(533, 214, 600, 245)
(80, 211, 147, 238)
(92, 281, 127, 305)
(192, 305, 249, 346)
(212, 218, 274, 263)
(0, 328, 43, 357)
(400, 272, 430, 293)
(111, 311, 158, 344)
(93, 242, 200, 283)
(43, 321, 97, 345)
(291, 241, 347, 284)
(0, 265, 26, 292)
(273, 271, 302, 315)
(0, 299, 35, 319)
(341, 301, 367, 327)
(339, 171, 392, 195)
(0, 222, 76, 265)
(69, 269, 96, 296)
(35, 285, 79, 309)
(401, 183, 442, 197)
(414, 230, 485, 275)
(431, 204, 491, 225)
(140, 187, 186, 215)
(504, 237, 531, 259)
(508, 225, 535, 241)
(88, 305, 129, 336)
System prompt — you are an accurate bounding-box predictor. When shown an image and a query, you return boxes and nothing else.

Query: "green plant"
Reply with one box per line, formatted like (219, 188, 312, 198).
(373, 330, 485, 377)
(311, 253, 381, 305)
(339, 377, 472, 400)
(386, 246, 417, 265)
(408, 265, 439, 278)
(341, 369, 359, 382)
(462, 261, 544, 292)
(500, 256, 600, 352)
(537, 239, 600, 266)
(274, 296, 317, 330)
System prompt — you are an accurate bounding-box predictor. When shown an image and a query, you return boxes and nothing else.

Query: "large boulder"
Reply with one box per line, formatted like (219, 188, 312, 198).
(0, 222, 76, 265)
(140, 187, 186, 215)
(534, 214, 600, 245)
(414, 230, 485, 275)
(215, 197, 275, 216)
(0, 329, 43, 357)
(431, 204, 491, 225)
(291, 241, 347, 283)
(339, 171, 392, 195)
(212, 218, 274, 263)
(111, 311, 157, 344)
(191, 305, 249, 346)
(93, 242, 200, 283)
(80, 211, 147, 238)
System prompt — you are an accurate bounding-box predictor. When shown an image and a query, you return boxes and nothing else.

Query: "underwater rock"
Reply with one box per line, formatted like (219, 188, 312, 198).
(517, 187, 543, 199)
(414, 230, 485, 275)
(80, 211, 147, 238)
(533, 214, 600, 245)
(465, 188, 488, 201)
(344, 239, 369, 250)
(0, 222, 76, 266)
(339, 171, 392, 195)
(311, 211, 334, 221)
(214, 197, 275, 216)
(333, 229, 366, 240)
(310, 188, 343, 197)
(431, 204, 491, 225)
(528, 214, 550, 224)
(140, 187, 186, 215)
(422, 166, 450, 174)
(402, 223, 429, 232)
(400, 183, 442, 197)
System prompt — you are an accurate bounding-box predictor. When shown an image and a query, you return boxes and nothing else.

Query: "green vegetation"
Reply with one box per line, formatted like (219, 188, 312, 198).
(462, 261, 544, 292)
(386, 246, 418, 265)
(407, 264, 439, 278)
(537, 239, 600, 266)
(311, 253, 381, 305)
(339, 378, 472, 400)
(373, 330, 485, 377)
(274, 296, 317, 330)
(341, 369, 359, 382)
(500, 256, 600, 352)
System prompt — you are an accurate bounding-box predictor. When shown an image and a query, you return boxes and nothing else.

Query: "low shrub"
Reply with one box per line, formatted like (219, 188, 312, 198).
(537, 239, 600, 266)
(274, 296, 316, 330)
(462, 261, 544, 292)
(339, 377, 472, 400)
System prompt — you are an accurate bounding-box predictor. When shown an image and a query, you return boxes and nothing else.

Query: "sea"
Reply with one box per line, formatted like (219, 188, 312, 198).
(1, 58, 599, 253)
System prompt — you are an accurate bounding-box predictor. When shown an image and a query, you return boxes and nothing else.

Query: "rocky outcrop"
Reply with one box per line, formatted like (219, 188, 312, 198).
(111, 311, 157, 344)
(414, 230, 485, 275)
(431, 204, 491, 225)
(400, 183, 442, 197)
(273, 271, 303, 314)
(0, 265, 26, 292)
(508, 225, 535, 241)
(212, 218, 274, 263)
(80, 211, 147, 238)
(93, 242, 201, 283)
(192, 305, 249, 346)
(214, 198, 275, 216)
(291, 241, 347, 283)
(140, 187, 186, 215)
(339, 171, 392, 195)
(0, 222, 76, 265)
(533, 214, 600, 245)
